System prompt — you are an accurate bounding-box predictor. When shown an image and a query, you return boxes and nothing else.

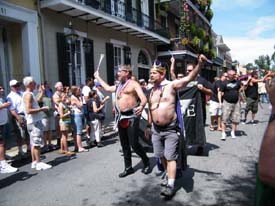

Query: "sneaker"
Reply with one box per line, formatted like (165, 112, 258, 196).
(31, 161, 37, 169)
(35, 162, 52, 171)
(251, 120, 257, 126)
(221, 132, 226, 141)
(0, 161, 18, 174)
(160, 185, 176, 198)
(241, 119, 246, 125)
(161, 176, 168, 187)
(97, 142, 104, 148)
(231, 131, 236, 139)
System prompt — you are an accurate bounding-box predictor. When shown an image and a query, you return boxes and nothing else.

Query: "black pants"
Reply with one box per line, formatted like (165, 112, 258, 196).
(118, 117, 149, 169)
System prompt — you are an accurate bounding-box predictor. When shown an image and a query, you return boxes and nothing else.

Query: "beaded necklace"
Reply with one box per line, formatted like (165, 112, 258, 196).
(149, 85, 165, 111)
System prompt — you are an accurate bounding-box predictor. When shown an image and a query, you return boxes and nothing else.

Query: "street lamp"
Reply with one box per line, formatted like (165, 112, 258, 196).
(65, 21, 79, 86)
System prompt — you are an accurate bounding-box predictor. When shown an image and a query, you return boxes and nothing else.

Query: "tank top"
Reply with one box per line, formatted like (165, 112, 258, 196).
(60, 103, 71, 124)
(22, 91, 43, 124)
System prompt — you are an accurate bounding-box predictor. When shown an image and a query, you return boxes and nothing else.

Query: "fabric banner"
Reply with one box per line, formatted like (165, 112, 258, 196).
(178, 82, 206, 146)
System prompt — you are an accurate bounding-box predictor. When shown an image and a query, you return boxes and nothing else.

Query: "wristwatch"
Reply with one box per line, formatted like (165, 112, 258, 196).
(269, 114, 275, 123)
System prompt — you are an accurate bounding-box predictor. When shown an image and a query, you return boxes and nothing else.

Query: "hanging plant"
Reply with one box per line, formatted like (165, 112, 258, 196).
(190, 23, 197, 35)
(180, 0, 190, 35)
(208, 36, 213, 48)
(191, 36, 200, 48)
(205, 9, 213, 21)
(209, 48, 216, 58)
(156, 0, 161, 17)
(196, 0, 208, 13)
(197, 28, 206, 40)
(164, 2, 169, 12)
(203, 43, 209, 53)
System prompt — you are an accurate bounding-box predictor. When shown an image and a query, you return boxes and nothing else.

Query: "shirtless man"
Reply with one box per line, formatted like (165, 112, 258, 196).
(145, 55, 207, 198)
(94, 65, 151, 178)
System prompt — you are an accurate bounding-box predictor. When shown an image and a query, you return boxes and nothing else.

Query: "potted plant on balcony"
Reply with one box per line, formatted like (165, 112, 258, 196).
(197, 28, 206, 41)
(190, 23, 197, 36)
(191, 36, 200, 49)
(209, 48, 216, 58)
(203, 43, 209, 54)
(205, 9, 213, 21)
(196, 0, 208, 13)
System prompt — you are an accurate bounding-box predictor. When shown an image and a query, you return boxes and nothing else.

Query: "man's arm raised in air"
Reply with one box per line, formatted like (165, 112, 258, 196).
(94, 70, 116, 93)
(172, 54, 207, 90)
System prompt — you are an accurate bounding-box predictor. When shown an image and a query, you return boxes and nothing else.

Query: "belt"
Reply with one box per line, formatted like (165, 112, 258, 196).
(18, 113, 25, 116)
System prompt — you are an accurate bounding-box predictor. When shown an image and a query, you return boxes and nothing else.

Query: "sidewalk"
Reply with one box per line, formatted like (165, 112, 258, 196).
(5, 120, 117, 159)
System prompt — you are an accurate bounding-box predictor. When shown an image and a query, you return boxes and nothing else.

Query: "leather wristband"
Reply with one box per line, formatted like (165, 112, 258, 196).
(147, 124, 152, 128)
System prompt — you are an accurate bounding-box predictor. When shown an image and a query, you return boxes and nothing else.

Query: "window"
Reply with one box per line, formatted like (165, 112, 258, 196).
(137, 50, 150, 82)
(113, 45, 124, 78)
(111, 0, 125, 18)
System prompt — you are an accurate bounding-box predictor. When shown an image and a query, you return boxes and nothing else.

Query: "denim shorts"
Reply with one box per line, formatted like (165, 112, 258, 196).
(71, 114, 83, 135)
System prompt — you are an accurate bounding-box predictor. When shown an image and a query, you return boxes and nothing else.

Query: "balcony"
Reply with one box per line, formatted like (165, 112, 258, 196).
(40, 0, 170, 44)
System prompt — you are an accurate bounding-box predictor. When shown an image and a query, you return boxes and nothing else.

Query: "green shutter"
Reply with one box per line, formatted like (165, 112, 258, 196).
(56, 32, 69, 86)
(84, 38, 94, 79)
(106, 42, 114, 85)
(124, 46, 131, 65)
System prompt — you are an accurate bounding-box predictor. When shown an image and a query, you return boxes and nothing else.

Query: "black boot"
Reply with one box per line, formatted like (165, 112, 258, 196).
(142, 162, 152, 174)
(118, 167, 134, 178)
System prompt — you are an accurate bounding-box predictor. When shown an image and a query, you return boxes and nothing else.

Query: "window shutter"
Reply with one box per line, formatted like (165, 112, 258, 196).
(124, 46, 131, 65)
(104, 0, 111, 13)
(56, 32, 69, 86)
(84, 38, 94, 79)
(136, 0, 143, 27)
(106, 42, 114, 85)
(149, 0, 154, 29)
(125, 0, 133, 22)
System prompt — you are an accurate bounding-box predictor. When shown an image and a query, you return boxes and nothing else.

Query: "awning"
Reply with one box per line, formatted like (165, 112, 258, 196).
(40, 0, 170, 44)
(158, 50, 213, 64)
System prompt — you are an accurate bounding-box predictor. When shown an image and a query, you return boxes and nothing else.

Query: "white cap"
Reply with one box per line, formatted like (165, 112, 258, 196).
(9, 79, 20, 87)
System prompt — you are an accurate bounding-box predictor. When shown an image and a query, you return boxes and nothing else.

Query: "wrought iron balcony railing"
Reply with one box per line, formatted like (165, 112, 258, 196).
(73, 0, 169, 39)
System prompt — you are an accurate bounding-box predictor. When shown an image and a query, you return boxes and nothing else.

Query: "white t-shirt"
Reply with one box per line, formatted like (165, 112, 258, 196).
(7, 90, 24, 113)
(0, 97, 8, 125)
(81, 85, 91, 104)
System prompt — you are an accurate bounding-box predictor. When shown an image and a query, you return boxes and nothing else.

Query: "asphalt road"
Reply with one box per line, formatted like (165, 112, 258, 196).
(0, 103, 271, 206)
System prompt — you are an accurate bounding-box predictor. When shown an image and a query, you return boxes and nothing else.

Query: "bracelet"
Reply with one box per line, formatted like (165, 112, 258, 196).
(146, 124, 151, 128)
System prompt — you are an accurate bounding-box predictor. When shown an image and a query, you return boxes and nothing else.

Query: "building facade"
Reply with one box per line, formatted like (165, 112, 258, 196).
(0, 0, 41, 90)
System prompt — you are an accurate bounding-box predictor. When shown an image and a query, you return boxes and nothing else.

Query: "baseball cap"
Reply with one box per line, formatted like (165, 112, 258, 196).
(9, 79, 20, 87)
(95, 82, 101, 87)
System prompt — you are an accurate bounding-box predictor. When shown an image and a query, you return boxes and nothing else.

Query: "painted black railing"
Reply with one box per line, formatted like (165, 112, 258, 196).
(75, 0, 169, 39)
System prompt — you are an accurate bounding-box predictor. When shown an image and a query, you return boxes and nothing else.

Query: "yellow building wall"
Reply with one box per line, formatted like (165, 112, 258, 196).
(6, 0, 36, 10)
(9, 22, 23, 80)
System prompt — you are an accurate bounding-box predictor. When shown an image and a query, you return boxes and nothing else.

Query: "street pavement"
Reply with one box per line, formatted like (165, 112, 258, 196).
(0, 103, 272, 206)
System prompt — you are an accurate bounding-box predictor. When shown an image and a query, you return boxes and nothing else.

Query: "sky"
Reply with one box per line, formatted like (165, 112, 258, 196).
(211, 0, 275, 65)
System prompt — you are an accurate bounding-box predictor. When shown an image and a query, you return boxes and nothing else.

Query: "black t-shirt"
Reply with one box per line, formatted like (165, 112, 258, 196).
(245, 83, 258, 100)
(197, 76, 213, 105)
(220, 79, 241, 103)
(210, 80, 222, 102)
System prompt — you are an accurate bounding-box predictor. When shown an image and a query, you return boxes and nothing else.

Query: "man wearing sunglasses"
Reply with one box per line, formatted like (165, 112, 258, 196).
(7, 80, 30, 159)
